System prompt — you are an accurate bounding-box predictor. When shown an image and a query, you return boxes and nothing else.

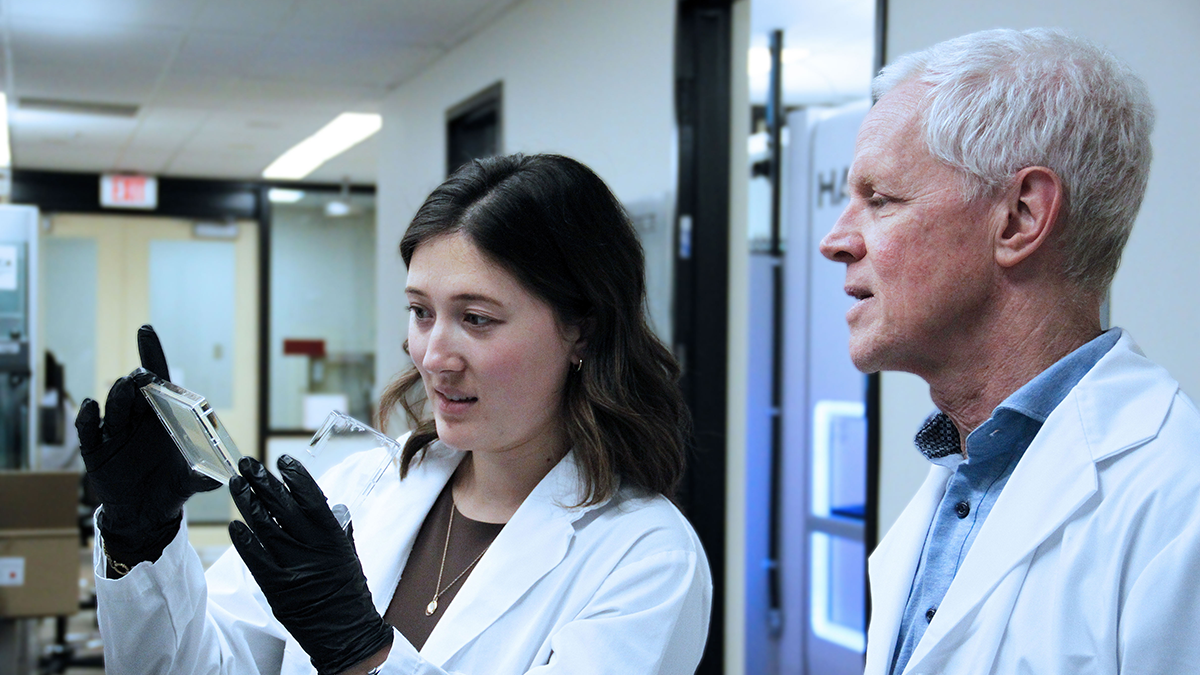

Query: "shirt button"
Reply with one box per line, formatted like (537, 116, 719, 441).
(925, 607, 937, 622)
(955, 501, 970, 518)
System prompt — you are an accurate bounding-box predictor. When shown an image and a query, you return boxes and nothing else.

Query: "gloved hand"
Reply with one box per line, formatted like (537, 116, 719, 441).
(75, 324, 221, 572)
(229, 455, 393, 675)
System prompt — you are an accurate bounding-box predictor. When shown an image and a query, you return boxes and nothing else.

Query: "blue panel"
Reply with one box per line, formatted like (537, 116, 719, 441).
(149, 240, 236, 408)
(744, 252, 778, 674)
(810, 531, 866, 650)
(43, 238, 98, 403)
(829, 536, 866, 632)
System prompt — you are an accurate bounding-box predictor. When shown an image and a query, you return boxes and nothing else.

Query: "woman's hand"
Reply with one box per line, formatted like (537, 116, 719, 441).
(75, 324, 221, 575)
(229, 455, 393, 675)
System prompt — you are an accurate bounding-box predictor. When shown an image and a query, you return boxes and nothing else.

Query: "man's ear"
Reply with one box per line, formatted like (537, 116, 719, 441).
(995, 166, 1063, 268)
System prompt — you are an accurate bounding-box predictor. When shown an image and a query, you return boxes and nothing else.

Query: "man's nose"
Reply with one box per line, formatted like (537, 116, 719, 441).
(819, 207, 866, 263)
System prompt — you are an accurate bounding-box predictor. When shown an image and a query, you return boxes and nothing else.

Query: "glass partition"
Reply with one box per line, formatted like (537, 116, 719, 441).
(268, 190, 376, 431)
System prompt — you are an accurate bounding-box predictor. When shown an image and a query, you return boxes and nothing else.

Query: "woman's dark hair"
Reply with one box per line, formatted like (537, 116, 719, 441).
(377, 153, 689, 504)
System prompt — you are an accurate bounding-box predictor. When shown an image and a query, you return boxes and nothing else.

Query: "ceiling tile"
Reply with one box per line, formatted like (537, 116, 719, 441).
(108, 146, 178, 175)
(249, 36, 441, 89)
(12, 145, 122, 174)
(277, 0, 463, 45)
(11, 110, 138, 142)
(150, 73, 239, 108)
(12, 121, 134, 173)
(8, 0, 203, 29)
(191, 0, 295, 36)
(189, 109, 324, 149)
(1, 0, 526, 183)
(124, 107, 210, 146)
(164, 146, 279, 181)
(218, 79, 381, 113)
(170, 30, 271, 78)
(9, 20, 182, 103)
(393, 0, 525, 47)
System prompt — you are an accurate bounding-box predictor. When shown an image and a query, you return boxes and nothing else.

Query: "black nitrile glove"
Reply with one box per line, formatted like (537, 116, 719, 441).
(229, 455, 393, 675)
(75, 324, 221, 569)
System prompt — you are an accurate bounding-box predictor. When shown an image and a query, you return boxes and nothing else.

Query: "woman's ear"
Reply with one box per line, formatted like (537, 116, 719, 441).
(564, 317, 593, 363)
(995, 166, 1063, 268)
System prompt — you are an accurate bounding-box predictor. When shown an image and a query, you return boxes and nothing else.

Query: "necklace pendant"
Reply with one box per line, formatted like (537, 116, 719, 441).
(425, 599, 438, 616)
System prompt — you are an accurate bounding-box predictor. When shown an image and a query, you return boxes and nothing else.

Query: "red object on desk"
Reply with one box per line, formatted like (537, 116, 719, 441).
(283, 339, 326, 358)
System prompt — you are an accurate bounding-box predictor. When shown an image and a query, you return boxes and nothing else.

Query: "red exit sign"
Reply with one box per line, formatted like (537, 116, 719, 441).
(100, 173, 158, 209)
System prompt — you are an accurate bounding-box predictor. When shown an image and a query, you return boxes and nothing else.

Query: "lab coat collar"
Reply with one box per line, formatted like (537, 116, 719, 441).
(417, 446, 608, 665)
(356, 441, 465, 619)
(865, 465, 952, 671)
(902, 330, 1177, 673)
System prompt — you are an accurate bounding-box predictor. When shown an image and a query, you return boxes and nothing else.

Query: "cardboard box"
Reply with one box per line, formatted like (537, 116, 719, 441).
(0, 471, 80, 618)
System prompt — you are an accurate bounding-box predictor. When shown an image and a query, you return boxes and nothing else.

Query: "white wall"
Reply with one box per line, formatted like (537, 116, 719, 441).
(375, 0, 678, 398)
(725, 5, 752, 673)
(876, 0, 1200, 541)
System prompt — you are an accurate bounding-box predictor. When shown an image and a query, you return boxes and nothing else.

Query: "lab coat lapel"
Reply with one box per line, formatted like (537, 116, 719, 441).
(903, 406, 1098, 673)
(419, 451, 593, 666)
(905, 332, 1173, 672)
(865, 465, 951, 675)
(357, 444, 464, 617)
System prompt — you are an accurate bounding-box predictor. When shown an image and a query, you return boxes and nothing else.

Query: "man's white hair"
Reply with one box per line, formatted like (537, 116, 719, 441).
(875, 28, 1154, 294)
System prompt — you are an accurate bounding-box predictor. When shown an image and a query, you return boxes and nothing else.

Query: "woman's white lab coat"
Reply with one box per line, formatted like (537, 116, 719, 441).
(93, 442, 712, 675)
(866, 331, 1200, 675)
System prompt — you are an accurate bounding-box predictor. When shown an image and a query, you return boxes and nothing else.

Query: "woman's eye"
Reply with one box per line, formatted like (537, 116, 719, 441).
(463, 313, 493, 327)
(406, 305, 430, 320)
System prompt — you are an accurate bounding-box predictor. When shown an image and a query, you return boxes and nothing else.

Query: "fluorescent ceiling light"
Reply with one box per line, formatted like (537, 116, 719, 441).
(0, 94, 11, 167)
(262, 113, 381, 180)
(267, 188, 306, 203)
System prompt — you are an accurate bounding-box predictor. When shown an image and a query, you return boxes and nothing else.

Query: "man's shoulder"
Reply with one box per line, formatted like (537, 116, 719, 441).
(1063, 330, 1195, 455)
(1085, 359, 1200, 517)
(1104, 386, 1200, 477)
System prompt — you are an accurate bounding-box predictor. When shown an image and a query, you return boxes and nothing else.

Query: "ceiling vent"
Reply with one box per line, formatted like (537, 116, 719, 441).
(17, 97, 140, 118)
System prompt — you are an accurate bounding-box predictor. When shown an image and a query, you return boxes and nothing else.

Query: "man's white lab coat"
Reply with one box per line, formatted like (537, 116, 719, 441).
(94, 442, 712, 674)
(866, 331, 1200, 674)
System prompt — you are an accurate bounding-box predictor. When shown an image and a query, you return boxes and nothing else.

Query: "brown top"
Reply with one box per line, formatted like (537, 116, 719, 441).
(385, 482, 505, 651)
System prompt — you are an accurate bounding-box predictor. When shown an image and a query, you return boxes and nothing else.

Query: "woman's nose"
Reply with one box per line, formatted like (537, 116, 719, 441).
(418, 321, 465, 373)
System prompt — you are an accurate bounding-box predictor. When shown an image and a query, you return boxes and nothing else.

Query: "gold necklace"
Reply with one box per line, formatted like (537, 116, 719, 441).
(426, 504, 491, 616)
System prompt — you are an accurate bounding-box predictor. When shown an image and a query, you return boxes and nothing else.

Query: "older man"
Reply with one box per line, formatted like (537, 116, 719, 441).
(821, 28, 1200, 674)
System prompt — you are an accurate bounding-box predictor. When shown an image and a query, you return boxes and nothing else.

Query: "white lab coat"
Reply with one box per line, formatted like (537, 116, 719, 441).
(93, 441, 712, 675)
(866, 330, 1200, 674)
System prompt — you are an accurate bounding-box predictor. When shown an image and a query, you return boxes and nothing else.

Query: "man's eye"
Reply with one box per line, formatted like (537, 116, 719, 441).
(866, 193, 891, 208)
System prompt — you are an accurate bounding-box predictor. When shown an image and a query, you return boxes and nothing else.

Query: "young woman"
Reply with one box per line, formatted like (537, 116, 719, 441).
(79, 153, 711, 674)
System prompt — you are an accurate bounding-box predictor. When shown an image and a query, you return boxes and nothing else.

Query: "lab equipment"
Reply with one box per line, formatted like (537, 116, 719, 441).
(306, 411, 403, 527)
(0, 205, 39, 470)
(141, 379, 242, 483)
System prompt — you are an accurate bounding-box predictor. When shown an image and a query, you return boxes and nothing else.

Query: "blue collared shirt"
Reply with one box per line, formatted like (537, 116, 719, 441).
(888, 329, 1121, 675)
